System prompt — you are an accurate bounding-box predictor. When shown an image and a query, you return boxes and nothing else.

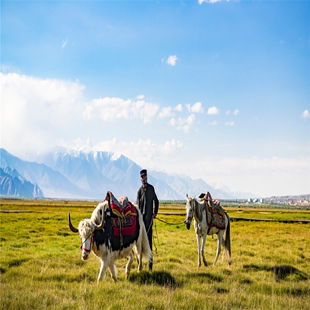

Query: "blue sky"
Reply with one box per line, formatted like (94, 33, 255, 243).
(1, 0, 309, 197)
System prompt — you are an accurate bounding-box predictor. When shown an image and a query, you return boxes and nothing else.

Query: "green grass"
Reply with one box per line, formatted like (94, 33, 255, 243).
(0, 200, 309, 309)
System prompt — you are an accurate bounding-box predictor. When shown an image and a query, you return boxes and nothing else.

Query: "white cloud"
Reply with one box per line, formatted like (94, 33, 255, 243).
(207, 106, 220, 115)
(225, 122, 234, 126)
(233, 109, 240, 115)
(62, 39, 68, 49)
(174, 104, 183, 112)
(302, 110, 309, 118)
(169, 114, 195, 133)
(0, 73, 162, 159)
(168, 118, 177, 127)
(226, 110, 231, 115)
(209, 121, 218, 126)
(90, 138, 184, 170)
(166, 55, 178, 66)
(159, 106, 174, 119)
(137, 94, 145, 100)
(186, 114, 195, 125)
(186, 102, 204, 113)
(0, 72, 85, 157)
(60, 137, 94, 154)
(181, 125, 190, 133)
(83, 97, 159, 124)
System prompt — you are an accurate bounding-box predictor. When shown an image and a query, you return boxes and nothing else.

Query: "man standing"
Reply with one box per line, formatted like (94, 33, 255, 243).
(136, 169, 159, 271)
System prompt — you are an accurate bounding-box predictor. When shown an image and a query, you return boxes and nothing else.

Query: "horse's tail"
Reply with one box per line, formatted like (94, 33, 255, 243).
(225, 213, 232, 264)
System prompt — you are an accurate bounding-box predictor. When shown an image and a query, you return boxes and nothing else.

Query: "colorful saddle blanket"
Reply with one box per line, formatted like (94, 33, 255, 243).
(105, 191, 137, 237)
(202, 193, 226, 231)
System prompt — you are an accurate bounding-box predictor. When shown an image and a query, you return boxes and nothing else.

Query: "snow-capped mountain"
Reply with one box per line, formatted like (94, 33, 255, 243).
(0, 167, 43, 198)
(1, 148, 257, 200)
(0, 148, 88, 199)
(35, 150, 182, 200)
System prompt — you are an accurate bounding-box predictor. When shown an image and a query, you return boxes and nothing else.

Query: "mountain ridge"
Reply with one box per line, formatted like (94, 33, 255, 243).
(0, 167, 43, 198)
(1, 148, 258, 200)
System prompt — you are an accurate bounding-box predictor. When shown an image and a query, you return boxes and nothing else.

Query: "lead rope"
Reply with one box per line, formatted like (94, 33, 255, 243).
(153, 218, 158, 255)
(155, 217, 185, 225)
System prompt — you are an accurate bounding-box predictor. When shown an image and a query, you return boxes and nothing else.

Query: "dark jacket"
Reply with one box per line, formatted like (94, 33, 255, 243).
(136, 184, 159, 225)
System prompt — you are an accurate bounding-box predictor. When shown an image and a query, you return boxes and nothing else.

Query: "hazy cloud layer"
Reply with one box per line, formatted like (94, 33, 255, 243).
(2, 72, 307, 197)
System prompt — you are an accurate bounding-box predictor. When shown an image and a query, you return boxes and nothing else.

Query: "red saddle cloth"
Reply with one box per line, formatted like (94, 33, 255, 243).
(105, 191, 137, 237)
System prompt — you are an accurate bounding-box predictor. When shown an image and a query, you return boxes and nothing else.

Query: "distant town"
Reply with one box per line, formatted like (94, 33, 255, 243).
(223, 194, 310, 207)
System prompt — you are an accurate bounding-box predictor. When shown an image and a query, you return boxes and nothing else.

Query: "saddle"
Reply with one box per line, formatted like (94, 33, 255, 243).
(199, 192, 226, 233)
(104, 191, 137, 238)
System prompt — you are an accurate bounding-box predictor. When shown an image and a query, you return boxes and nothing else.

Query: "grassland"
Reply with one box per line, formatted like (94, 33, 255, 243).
(0, 199, 309, 309)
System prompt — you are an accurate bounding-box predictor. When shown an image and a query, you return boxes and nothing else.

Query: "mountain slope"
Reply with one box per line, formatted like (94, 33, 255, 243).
(2, 148, 258, 200)
(36, 151, 182, 200)
(35, 151, 112, 195)
(0, 167, 43, 198)
(0, 148, 88, 199)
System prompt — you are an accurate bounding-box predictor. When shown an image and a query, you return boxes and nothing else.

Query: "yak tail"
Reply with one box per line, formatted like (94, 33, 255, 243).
(225, 213, 232, 264)
(141, 218, 152, 262)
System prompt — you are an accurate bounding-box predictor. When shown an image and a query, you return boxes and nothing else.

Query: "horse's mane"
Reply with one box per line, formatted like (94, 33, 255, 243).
(188, 197, 204, 222)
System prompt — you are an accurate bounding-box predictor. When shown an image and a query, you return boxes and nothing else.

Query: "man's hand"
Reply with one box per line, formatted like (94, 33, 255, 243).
(153, 213, 157, 219)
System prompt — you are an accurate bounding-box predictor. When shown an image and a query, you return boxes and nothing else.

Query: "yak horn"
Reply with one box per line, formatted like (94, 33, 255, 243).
(94, 214, 104, 230)
(68, 212, 79, 233)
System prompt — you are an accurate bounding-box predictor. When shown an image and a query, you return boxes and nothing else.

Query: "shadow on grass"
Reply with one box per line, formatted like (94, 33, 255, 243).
(213, 286, 229, 294)
(0, 267, 6, 274)
(35, 272, 95, 283)
(7, 258, 30, 268)
(128, 271, 179, 289)
(243, 264, 308, 281)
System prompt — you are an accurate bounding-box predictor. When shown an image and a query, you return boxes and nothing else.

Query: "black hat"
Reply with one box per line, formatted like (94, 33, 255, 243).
(140, 169, 147, 177)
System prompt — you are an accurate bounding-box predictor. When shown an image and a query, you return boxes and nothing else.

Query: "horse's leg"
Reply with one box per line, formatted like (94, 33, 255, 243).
(214, 231, 223, 266)
(108, 264, 118, 283)
(201, 234, 208, 266)
(98, 259, 107, 282)
(125, 249, 135, 279)
(196, 234, 201, 267)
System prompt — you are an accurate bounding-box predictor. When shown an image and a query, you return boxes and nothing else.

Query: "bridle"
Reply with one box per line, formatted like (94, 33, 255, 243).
(184, 199, 199, 223)
(185, 199, 195, 223)
(80, 233, 94, 253)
